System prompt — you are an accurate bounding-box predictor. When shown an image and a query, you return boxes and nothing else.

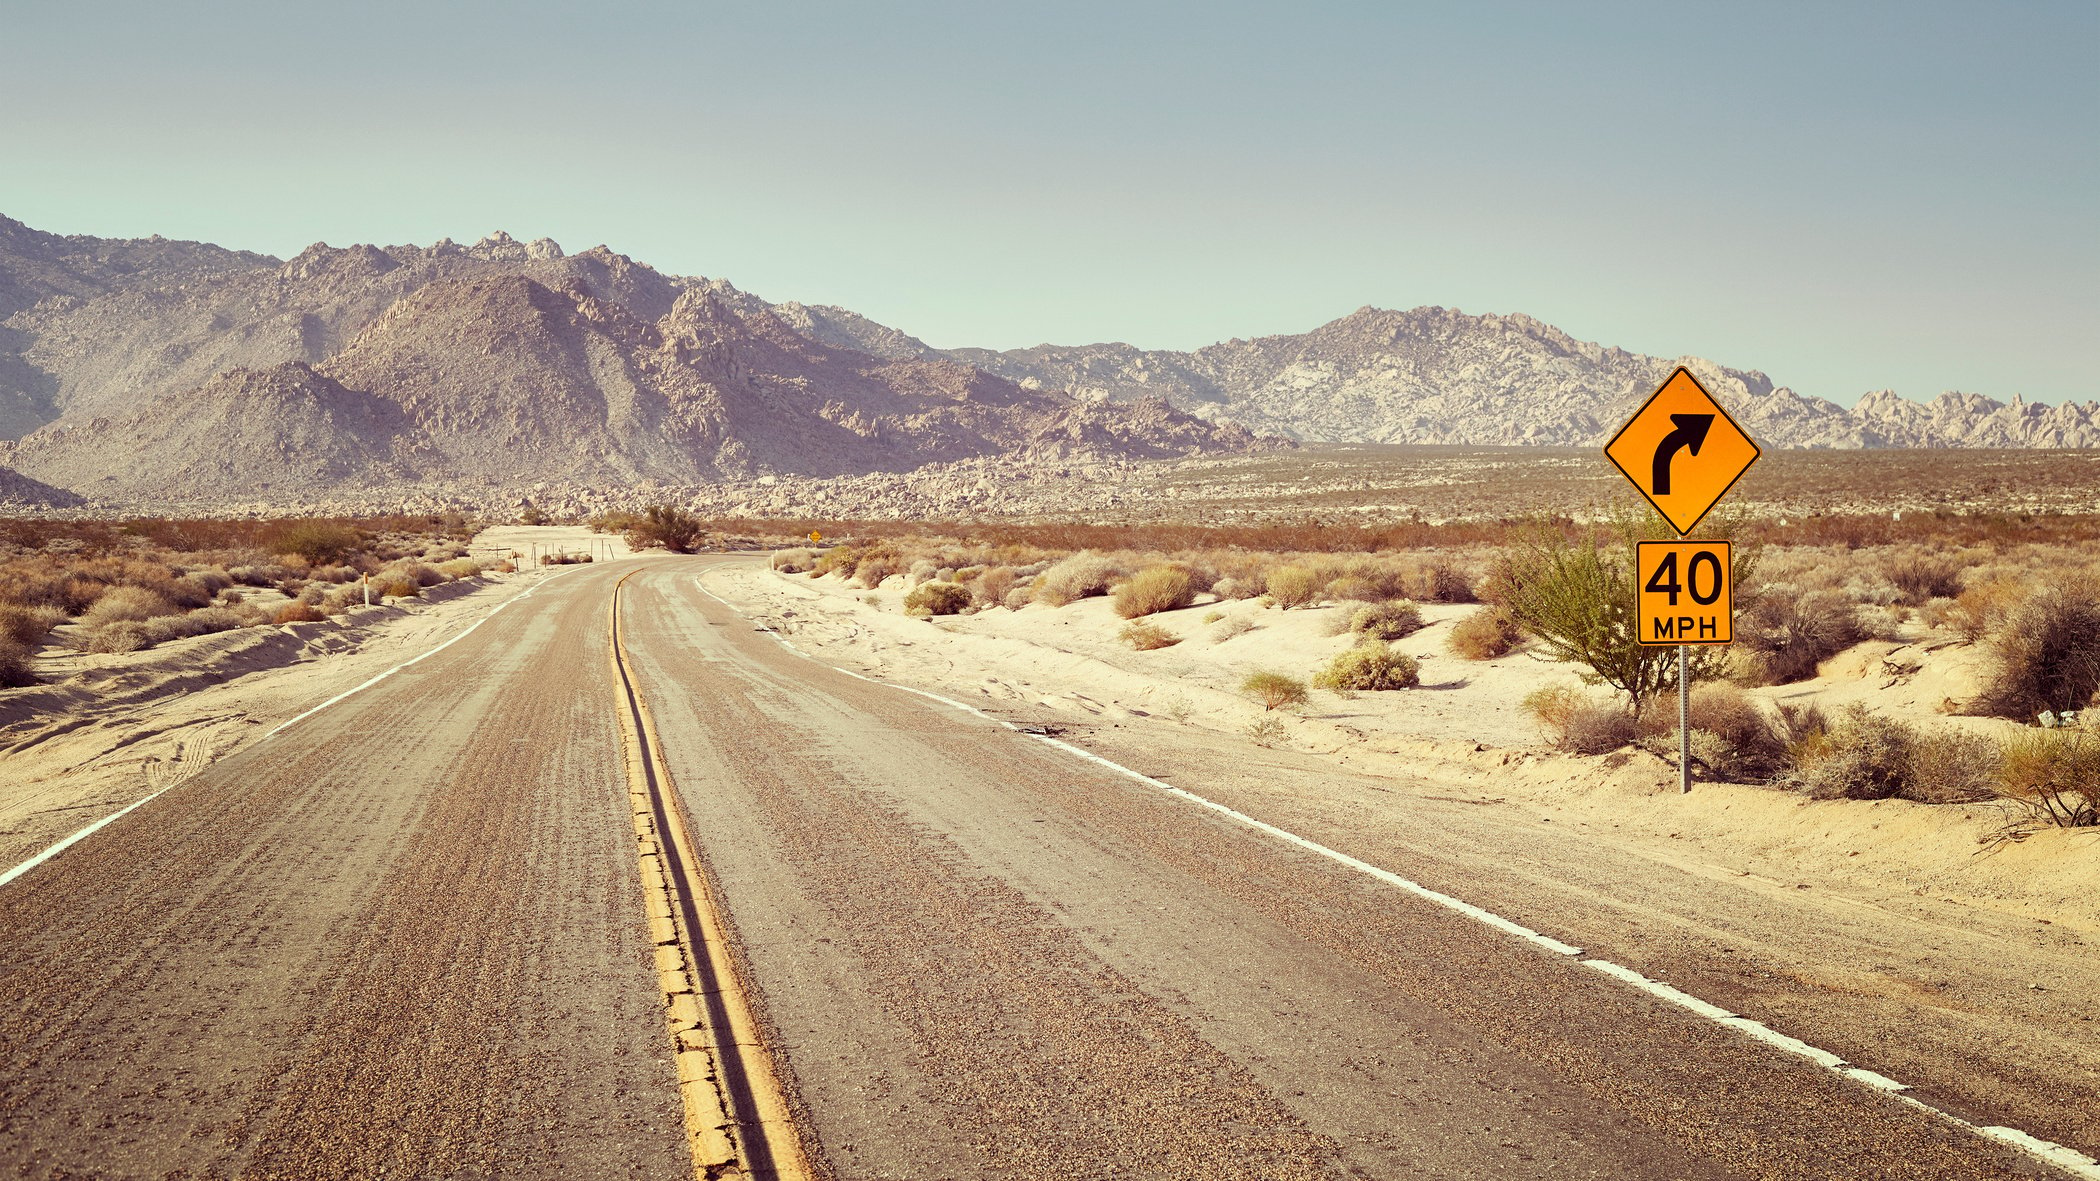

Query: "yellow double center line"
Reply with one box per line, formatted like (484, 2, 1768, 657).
(610, 570, 813, 1180)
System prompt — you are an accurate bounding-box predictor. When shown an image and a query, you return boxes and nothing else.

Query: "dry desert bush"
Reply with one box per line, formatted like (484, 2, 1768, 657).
(1242, 670, 1310, 711)
(1035, 552, 1125, 606)
(1447, 605, 1522, 660)
(1523, 686, 1638, 755)
(903, 581, 971, 616)
(1347, 600, 1424, 640)
(1119, 620, 1181, 650)
(1972, 581, 2100, 721)
(1994, 729, 2100, 828)
(1313, 641, 1419, 691)
(1113, 564, 1199, 618)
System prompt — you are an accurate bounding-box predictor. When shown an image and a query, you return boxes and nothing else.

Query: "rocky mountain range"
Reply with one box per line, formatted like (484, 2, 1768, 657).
(787, 302, 2098, 450)
(0, 216, 1261, 506)
(0, 211, 2090, 510)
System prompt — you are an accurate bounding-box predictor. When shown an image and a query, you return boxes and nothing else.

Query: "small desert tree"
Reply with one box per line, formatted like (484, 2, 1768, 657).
(1495, 511, 1753, 713)
(624, 504, 705, 554)
(1242, 670, 1310, 711)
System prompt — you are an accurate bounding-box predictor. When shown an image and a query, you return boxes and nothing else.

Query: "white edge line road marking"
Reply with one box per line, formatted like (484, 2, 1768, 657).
(696, 576, 2100, 1181)
(0, 570, 575, 892)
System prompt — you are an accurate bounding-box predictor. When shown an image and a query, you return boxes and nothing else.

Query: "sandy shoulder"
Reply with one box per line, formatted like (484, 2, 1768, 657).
(701, 561, 2100, 938)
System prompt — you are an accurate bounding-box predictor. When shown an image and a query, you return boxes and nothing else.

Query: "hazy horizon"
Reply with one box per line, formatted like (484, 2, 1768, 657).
(2, 1, 2092, 408)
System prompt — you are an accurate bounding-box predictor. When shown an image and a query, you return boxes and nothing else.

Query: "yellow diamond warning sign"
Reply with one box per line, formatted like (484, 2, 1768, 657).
(1637, 541, 1732, 646)
(1605, 368, 1761, 536)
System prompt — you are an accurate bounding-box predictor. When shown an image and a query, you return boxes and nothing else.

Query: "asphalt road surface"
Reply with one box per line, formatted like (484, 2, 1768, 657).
(0, 558, 2066, 1179)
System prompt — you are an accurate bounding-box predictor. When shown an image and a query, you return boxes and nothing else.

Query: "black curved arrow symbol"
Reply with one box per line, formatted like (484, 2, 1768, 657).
(1651, 413, 1714, 495)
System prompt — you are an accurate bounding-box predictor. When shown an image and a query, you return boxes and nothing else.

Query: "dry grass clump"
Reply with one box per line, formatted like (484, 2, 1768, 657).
(1265, 565, 1322, 610)
(0, 603, 64, 649)
(1906, 730, 2002, 805)
(1523, 686, 1637, 755)
(1119, 621, 1181, 650)
(1994, 729, 2100, 827)
(1212, 615, 1258, 642)
(1973, 582, 2100, 721)
(376, 579, 420, 599)
(970, 567, 1020, 610)
(771, 547, 816, 573)
(1782, 705, 1996, 803)
(1211, 573, 1267, 600)
(1447, 606, 1522, 660)
(1667, 683, 1789, 781)
(1313, 641, 1419, 691)
(269, 521, 362, 565)
(1035, 552, 1124, 606)
(137, 607, 246, 645)
(1242, 670, 1309, 711)
(903, 582, 971, 616)
(1945, 578, 2023, 642)
(85, 621, 152, 654)
(1113, 564, 1199, 619)
(274, 602, 327, 624)
(1401, 559, 1476, 604)
(1885, 551, 1965, 606)
(1734, 590, 1863, 685)
(436, 558, 484, 580)
(80, 586, 182, 629)
(1348, 600, 1424, 640)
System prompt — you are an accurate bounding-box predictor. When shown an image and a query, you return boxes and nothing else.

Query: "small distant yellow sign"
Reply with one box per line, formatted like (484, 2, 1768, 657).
(809, 530, 822, 544)
(1637, 541, 1733, 646)
(1605, 368, 1761, 536)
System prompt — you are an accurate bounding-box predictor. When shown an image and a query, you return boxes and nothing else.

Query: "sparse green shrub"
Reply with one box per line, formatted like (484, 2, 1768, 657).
(771, 547, 817, 573)
(274, 602, 326, 624)
(1120, 621, 1181, 650)
(1349, 600, 1424, 640)
(1314, 641, 1419, 691)
(1735, 590, 1863, 685)
(1113, 564, 1198, 619)
(1447, 606, 1522, 660)
(625, 504, 705, 554)
(1974, 583, 2100, 721)
(519, 505, 550, 526)
(1035, 552, 1122, 606)
(903, 581, 971, 616)
(1994, 729, 2100, 827)
(1242, 670, 1310, 711)
(1265, 565, 1321, 610)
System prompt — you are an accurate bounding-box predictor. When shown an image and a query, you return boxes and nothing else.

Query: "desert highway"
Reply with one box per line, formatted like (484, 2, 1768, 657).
(0, 559, 2072, 1180)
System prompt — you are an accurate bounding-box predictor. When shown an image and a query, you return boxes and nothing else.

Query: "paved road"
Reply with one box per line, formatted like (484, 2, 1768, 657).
(0, 557, 2063, 1179)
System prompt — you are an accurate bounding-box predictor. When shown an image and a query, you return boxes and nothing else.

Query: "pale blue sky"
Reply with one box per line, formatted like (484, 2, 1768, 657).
(2, 1, 2092, 404)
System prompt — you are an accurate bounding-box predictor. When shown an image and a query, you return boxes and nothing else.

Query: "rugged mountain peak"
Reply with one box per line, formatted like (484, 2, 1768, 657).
(279, 242, 401, 282)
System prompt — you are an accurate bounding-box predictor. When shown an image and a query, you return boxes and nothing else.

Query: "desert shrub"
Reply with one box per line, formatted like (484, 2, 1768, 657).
(86, 621, 152, 654)
(1905, 730, 2002, 804)
(907, 559, 940, 586)
(0, 638, 33, 688)
(1676, 682, 1787, 780)
(390, 562, 444, 588)
(1035, 552, 1123, 606)
(1266, 565, 1321, 610)
(1974, 583, 2100, 721)
(1735, 590, 1863, 685)
(1202, 609, 1225, 624)
(270, 521, 361, 565)
(437, 558, 483, 580)
(853, 553, 902, 588)
(1886, 552, 1965, 606)
(624, 504, 705, 553)
(79, 586, 181, 629)
(903, 581, 971, 616)
(1002, 585, 1036, 611)
(1403, 560, 1476, 604)
(1120, 621, 1181, 650)
(1499, 524, 1735, 710)
(309, 564, 361, 584)
(1325, 576, 1380, 603)
(1349, 600, 1424, 640)
(1947, 578, 2022, 643)
(493, 560, 516, 574)
(1447, 606, 1522, 660)
(1244, 714, 1288, 747)
(1791, 706, 1916, 800)
(1314, 641, 1419, 691)
(1113, 564, 1198, 619)
(771, 548, 816, 573)
(185, 568, 234, 595)
(228, 564, 288, 587)
(1994, 729, 2100, 827)
(377, 579, 420, 599)
(811, 545, 861, 578)
(274, 602, 327, 624)
(0, 604, 63, 649)
(1212, 574, 1266, 601)
(1242, 670, 1310, 711)
(1212, 616, 1258, 641)
(141, 608, 245, 644)
(973, 567, 1019, 609)
(160, 575, 216, 609)
(1523, 685, 1638, 754)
